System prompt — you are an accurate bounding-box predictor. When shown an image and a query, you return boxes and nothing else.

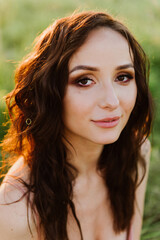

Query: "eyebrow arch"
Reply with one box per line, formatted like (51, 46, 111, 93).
(69, 65, 99, 74)
(116, 64, 134, 70)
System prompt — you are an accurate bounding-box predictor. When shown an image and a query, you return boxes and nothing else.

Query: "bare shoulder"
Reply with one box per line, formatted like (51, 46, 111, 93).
(0, 157, 37, 240)
(137, 138, 151, 192)
(132, 139, 151, 240)
(141, 138, 151, 164)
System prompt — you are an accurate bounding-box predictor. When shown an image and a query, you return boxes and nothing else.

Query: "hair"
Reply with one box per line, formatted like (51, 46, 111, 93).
(1, 11, 153, 240)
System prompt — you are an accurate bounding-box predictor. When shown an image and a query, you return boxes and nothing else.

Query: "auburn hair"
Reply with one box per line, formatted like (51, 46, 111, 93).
(1, 11, 153, 239)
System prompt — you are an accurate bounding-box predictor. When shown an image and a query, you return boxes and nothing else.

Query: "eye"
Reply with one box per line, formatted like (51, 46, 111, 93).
(76, 77, 94, 87)
(116, 74, 134, 83)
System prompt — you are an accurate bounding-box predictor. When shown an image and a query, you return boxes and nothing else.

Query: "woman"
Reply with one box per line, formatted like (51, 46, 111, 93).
(0, 11, 153, 240)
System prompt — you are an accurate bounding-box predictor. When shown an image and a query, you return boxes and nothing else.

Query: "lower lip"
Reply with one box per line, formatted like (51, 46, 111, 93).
(92, 119, 120, 128)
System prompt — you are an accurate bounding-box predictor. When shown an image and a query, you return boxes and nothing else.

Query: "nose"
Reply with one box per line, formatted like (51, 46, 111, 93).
(98, 83, 119, 109)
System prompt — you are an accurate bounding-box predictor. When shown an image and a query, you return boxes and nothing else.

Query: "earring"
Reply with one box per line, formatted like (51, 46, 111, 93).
(26, 118, 32, 126)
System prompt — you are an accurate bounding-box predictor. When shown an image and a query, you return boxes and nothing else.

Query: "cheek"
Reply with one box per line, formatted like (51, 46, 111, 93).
(120, 85, 137, 115)
(63, 91, 91, 123)
(63, 87, 94, 113)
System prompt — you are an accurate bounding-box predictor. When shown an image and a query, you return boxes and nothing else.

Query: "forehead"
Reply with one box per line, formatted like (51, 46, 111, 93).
(69, 27, 133, 70)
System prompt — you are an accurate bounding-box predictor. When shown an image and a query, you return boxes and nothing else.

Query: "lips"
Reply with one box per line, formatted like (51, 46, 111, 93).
(92, 116, 120, 128)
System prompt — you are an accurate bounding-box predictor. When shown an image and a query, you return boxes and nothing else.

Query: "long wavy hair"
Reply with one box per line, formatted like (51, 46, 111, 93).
(1, 11, 153, 240)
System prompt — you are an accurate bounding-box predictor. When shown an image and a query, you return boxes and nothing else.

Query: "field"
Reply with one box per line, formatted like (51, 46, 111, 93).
(0, 0, 160, 239)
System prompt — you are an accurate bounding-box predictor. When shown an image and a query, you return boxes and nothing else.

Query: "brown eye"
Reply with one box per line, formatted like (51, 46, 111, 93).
(76, 77, 93, 86)
(116, 74, 133, 83)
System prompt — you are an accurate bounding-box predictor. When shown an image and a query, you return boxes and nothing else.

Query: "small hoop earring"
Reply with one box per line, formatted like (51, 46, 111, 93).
(26, 118, 32, 126)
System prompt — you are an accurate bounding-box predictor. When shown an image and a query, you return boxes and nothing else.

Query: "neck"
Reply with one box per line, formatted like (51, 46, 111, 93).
(63, 135, 104, 176)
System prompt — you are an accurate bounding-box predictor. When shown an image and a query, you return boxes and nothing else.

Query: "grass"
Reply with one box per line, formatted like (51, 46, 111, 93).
(0, 0, 160, 238)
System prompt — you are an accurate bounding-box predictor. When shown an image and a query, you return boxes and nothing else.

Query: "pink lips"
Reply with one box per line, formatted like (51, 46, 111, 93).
(92, 116, 120, 128)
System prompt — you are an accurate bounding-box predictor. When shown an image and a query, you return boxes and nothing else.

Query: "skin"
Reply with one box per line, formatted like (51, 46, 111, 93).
(63, 27, 137, 174)
(0, 27, 150, 240)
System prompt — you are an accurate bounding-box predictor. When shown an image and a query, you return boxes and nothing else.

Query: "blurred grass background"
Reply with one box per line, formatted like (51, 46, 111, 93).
(0, 0, 160, 239)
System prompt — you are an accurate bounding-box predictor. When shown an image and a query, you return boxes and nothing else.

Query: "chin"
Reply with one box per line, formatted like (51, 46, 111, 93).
(94, 134, 120, 145)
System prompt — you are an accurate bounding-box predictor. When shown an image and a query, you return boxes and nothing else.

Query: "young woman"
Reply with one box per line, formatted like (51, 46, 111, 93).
(0, 11, 153, 240)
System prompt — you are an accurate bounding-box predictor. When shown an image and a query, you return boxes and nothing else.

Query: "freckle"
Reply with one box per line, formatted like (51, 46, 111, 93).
(10, 228, 13, 231)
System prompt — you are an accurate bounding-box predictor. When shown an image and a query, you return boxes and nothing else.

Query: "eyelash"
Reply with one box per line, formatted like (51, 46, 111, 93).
(74, 73, 134, 87)
(115, 74, 134, 83)
(75, 77, 94, 87)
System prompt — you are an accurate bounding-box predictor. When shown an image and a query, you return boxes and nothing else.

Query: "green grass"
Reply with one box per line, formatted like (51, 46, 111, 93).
(0, 0, 160, 238)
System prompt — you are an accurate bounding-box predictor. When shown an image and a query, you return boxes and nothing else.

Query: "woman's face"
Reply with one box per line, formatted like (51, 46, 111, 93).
(63, 27, 137, 146)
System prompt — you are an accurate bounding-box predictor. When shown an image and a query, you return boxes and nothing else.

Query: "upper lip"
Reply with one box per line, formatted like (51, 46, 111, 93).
(92, 116, 120, 122)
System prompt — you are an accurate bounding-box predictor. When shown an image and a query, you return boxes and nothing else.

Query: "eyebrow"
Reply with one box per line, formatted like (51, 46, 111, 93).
(69, 65, 98, 74)
(69, 63, 134, 74)
(115, 64, 134, 70)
